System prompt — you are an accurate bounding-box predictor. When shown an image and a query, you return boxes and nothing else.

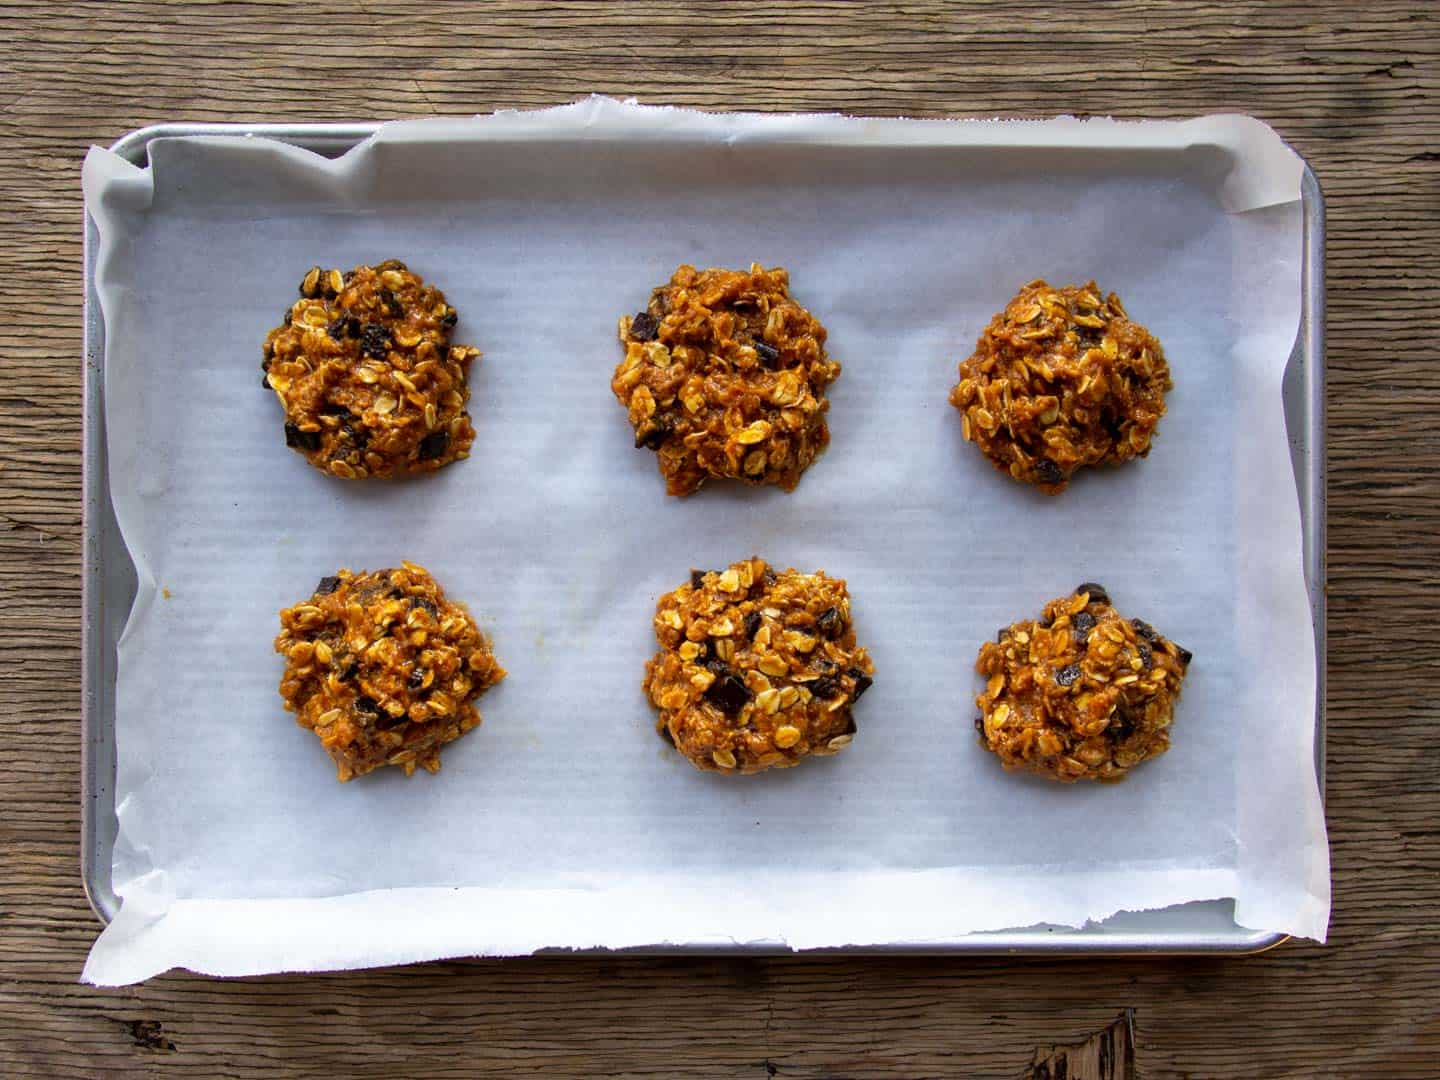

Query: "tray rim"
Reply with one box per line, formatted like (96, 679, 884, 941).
(80, 119, 1326, 958)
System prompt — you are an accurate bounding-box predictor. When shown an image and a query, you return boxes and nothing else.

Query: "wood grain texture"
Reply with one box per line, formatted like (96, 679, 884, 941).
(3, 1, 1438, 1075)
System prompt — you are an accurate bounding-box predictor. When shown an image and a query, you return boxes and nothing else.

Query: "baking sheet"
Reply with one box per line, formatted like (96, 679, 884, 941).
(79, 99, 1329, 984)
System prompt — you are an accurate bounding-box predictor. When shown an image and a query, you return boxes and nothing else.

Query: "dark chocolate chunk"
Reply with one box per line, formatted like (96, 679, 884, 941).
(318, 403, 350, 418)
(354, 695, 380, 716)
(328, 316, 360, 341)
(337, 660, 357, 681)
(1054, 663, 1082, 687)
(417, 430, 449, 461)
(1108, 708, 1134, 742)
(1034, 457, 1064, 484)
(1137, 643, 1153, 670)
(1131, 618, 1156, 641)
(689, 569, 709, 589)
(703, 657, 729, 677)
(743, 611, 762, 640)
(408, 667, 427, 690)
(754, 341, 780, 367)
(635, 419, 669, 450)
(848, 668, 873, 700)
(810, 674, 841, 700)
(629, 311, 660, 342)
(315, 575, 342, 596)
(1076, 582, 1110, 605)
(704, 673, 751, 715)
(1175, 644, 1194, 666)
(440, 308, 458, 329)
(816, 607, 843, 639)
(1072, 611, 1096, 642)
(360, 323, 393, 359)
(285, 423, 322, 452)
(375, 710, 410, 730)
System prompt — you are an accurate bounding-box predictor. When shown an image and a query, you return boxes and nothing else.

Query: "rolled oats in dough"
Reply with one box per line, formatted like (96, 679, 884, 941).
(274, 563, 505, 782)
(611, 264, 840, 496)
(975, 583, 1191, 782)
(262, 260, 480, 479)
(949, 280, 1172, 494)
(645, 557, 875, 775)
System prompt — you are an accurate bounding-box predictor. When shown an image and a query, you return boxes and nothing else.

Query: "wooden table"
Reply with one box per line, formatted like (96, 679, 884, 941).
(4, 2, 1436, 1075)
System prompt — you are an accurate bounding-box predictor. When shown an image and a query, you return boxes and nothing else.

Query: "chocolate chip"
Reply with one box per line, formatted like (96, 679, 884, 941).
(849, 669, 873, 700)
(315, 575, 341, 595)
(1175, 644, 1194, 666)
(754, 341, 780, 367)
(1076, 582, 1109, 605)
(1072, 612, 1096, 641)
(408, 667, 426, 690)
(1137, 643, 1153, 670)
(417, 431, 449, 460)
(1034, 457, 1064, 484)
(743, 611, 762, 640)
(328, 316, 359, 341)
(354, 695, 380, 716)
(318, 403, 350, 418)
(1055, 663, 1082, 687)
(285, 423, 321, 452)
(816, 607, 843, 639)
(811, 674, 841, 700)
(337, 660, 357, 681)
(1108, 708, 1134, 742)
(1132, 618, 1156, 641)
(689, 569, 709, 589)
(629, 312, 660, 342)
(704, 673, 750, 715)
(376, 710, 409, 730)
(703, 657, 728, 677)
(360, 323, 392, 359)
(635, 419, 669, 450)
(440, 308, 458, 329)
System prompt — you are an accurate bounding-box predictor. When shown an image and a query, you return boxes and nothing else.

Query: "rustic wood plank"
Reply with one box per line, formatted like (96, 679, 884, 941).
(2, 0, 1438, 1075)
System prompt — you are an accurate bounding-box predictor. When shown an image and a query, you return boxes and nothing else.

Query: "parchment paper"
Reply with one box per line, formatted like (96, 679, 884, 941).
(80, 98, 1328, 985)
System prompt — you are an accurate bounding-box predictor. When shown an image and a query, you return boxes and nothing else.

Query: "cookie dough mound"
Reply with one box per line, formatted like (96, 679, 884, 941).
(974, 583, 1191, 782)
(611, 264, 841, 496)
(645, 557, 875, 774)
(275, 562, 505, 781)
(949, 280, 1171, 494)
(263, 260, 480, 478)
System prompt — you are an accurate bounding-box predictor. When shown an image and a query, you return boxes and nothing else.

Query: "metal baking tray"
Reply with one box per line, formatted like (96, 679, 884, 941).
(81, 121, 1326, 955)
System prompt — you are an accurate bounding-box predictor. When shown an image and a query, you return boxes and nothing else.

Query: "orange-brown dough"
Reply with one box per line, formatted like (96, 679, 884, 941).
(950, 280, 1171, 493)
(275, 563, 505, 781)
(975, 583, 1191, 782)
(611, 264, 840, 496)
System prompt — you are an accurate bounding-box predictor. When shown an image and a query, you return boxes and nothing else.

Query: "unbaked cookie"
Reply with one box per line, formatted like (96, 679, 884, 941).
(611, 264, 840, 496)
(275, 562, 505, 781)
(949, 280, 1171, 494)
(263, 260, 480, 478)
(974, 583, 1191, 782)
(645, 557, 875, 774)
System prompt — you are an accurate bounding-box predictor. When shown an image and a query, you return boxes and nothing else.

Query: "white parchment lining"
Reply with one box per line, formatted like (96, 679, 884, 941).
(81, 98, 1327, 985)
